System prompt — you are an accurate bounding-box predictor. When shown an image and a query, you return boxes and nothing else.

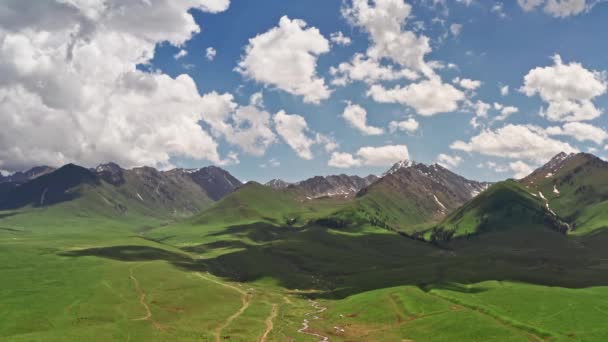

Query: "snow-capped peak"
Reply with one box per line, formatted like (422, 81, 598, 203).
(384, 159, 415, 175)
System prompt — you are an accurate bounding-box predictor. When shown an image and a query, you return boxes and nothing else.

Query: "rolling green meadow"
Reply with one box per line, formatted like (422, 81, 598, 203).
(4, 179, 608, 342)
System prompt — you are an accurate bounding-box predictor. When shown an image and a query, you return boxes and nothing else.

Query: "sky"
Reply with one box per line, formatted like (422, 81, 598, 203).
(1, 0, 608, 183)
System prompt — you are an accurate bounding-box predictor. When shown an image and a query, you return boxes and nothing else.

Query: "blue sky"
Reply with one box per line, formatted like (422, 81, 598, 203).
(152, 0, 608, 183)
(1, 0, 607, 183)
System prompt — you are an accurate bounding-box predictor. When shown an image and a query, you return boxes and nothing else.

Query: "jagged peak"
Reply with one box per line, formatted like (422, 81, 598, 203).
(95, 162, 122, 173)
(265, 179, 291, 189)
(384, 159, 416, 175)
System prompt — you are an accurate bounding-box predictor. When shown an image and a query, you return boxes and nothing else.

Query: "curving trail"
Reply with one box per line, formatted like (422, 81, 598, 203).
(196, 273, 252, 342)
(259, 304, 278, 342)
(129, 267, 164, 330)
(297, 299, 330, 342)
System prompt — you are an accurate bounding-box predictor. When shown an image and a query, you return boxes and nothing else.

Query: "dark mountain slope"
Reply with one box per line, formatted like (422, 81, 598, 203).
(0, 164, 98, 209)
(182, 166, 242, 200)
(287, 174, 378, 199)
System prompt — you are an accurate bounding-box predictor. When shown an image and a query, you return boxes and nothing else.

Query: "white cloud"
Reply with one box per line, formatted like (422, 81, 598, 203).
(510, 160, 534, 179)
(342, 102, 384, 136)
(521, 54, 607, 122)
(328, 152, 362, 168)
(174, 49, 188, 59)
(314, 133, 339, 153)
(0, 0, 233, 172)
(478, 161, 510, 173)
(199, 92, 276, 156)
(500, 85, 510, 96)
(451, 124, 578, 163)
(358, 145, 411, 166)
(546, 122, 608, 144)
(495, 105, 519, 121)
(437, 153, 463, 168)
(330, 53, 419, 86)
(473, 100, 492, 118)
(453, 77, 481, 90)
(249, 92, 264, 107)
(342, 0, 433, 77)
(206, 47, 217, 61)
(329, 144, 410, 168)
(226, 106, 276, 156)
(273, 110, 333, 160)
(368, 79, 465, 116)
(236, 16, 331, 104)
(389, 118, 419, 133)
(518, 0, 598, 17)
(450, 23, 463, 36)
(339, 0, 474, 117)
(330, 31, 352, 46)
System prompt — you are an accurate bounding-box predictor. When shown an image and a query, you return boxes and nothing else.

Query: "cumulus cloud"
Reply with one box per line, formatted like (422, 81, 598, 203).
(368, 79, 465, 116)
(546, 122, 608, 144)
(521, 54, 607, 122)
(206, 47, 217, 61)
(330, 31, 352, 46)
(517, 0, 599, 17)
(329, 144, 410, 168)
(451, 124, 578, 163)
(174, 49, 188, 59)
(389, 118, 420, 133)
(199, 92, 276, 156)
(453, 77, 481, 90)
(336, 0, 471, 116)
(437, 154, 463, 168)
(328, 152, 362, 168)
(0, 0, 234, 172)
(510, 160, 534, 179)
(236, 16, 331, 104)
(273, 111, 335, 159)
(500, 85, 510, 96)
(450, 23, 463, 36)
(342, 102, 384, 135)
(472, 100, 492, 118)
(493, 103, 519, 121)
(330, 53, 419, 86)
(342, 0, 433, 77)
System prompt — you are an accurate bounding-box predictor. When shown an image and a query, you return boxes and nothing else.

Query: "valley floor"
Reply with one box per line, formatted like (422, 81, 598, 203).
(2, 209, 608, 341)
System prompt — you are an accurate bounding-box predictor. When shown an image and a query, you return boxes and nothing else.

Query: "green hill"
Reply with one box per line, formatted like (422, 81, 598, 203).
(522, 153, 608, 235)
(432, 180, 569, 240)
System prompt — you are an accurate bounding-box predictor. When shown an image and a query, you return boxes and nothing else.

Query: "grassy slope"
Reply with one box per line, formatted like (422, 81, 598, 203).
(316, 182, 439, 235)
(525, 154, 608, 235)
(434, 180, 560, 238)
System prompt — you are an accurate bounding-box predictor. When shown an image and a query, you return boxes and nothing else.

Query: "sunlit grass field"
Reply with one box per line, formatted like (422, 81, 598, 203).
(3, 201, 608, 341)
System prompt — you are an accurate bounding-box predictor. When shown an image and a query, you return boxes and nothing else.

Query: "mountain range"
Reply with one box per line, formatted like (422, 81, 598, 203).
(3, 152, 608, 240)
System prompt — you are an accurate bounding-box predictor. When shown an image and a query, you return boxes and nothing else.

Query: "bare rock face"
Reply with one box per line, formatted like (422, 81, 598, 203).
(183, 166, 243, 201)
(96, 163, 125, 186)
(265, 179, 292, 189)
(287, 174, 379, 199)
(359, 160, 491, 220)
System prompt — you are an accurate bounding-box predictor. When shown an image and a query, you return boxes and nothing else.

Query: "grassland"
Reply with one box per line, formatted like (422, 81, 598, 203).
(4, 191, 608, 341)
